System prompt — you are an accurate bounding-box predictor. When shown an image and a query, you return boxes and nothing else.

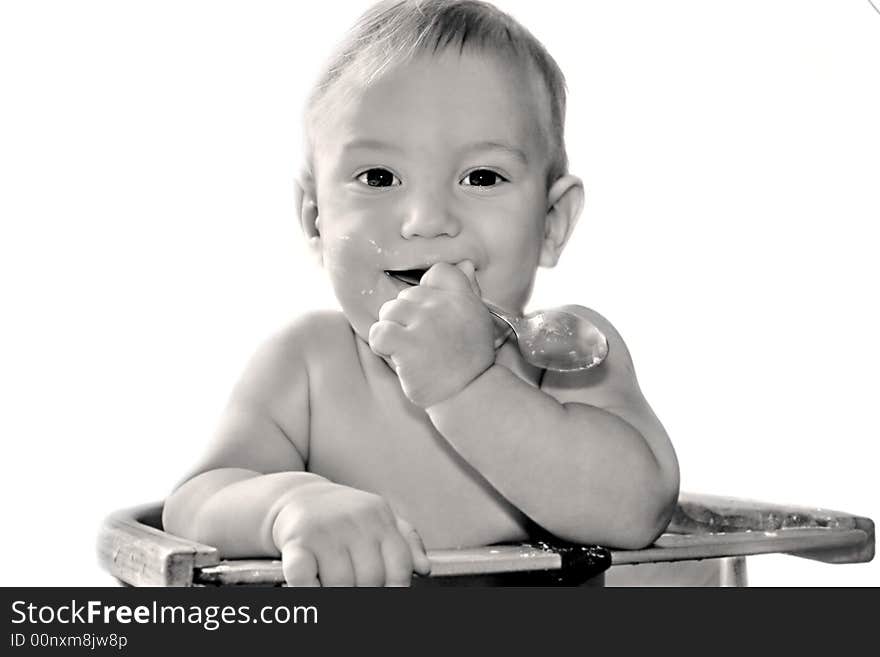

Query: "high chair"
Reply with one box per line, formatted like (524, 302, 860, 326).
(99, 492, 873, 586)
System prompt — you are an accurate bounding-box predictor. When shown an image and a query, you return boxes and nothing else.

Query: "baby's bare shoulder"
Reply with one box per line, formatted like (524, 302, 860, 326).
(271, 310, 353, 351)
(252, 310, 351, 370)
(228, 310, 355, 413)
(197, 311, 356, 476)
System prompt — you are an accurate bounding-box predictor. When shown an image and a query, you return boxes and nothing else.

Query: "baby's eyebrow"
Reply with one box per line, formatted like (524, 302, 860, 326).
(341, 138, 404, 154)
(462, 141, 528, 165)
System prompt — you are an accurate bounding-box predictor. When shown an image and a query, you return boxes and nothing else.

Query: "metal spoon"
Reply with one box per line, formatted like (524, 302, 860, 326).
(386, 272, 608, 372)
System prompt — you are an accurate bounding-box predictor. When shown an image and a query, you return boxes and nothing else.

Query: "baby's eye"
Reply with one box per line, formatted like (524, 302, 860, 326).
(460, 169, 508, 187)
(357, 168, 401, 188)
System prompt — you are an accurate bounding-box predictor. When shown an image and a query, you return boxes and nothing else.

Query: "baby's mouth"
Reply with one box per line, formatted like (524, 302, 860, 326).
(384, 268, 427, 286)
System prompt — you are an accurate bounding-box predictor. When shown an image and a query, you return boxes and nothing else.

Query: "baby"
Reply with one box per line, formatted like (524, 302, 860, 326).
(163, 0, 679, 586)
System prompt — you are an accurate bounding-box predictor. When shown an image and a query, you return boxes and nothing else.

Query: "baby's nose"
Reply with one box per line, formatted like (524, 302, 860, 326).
(400, 193, 461, 239)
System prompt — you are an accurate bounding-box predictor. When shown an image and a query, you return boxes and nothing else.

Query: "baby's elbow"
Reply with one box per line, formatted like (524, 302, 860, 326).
(160, 472, 218, 539)
(615, 471, 680, 550)
(621, 435, 681, 549)
(548, 479, 678, 550)
(545, 452, 680, 549)
(161, 487, 191, 539)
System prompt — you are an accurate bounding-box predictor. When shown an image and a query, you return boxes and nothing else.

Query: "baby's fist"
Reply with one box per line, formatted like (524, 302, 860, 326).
(273, 482, 430, 586)
(369, 263, 495, 408)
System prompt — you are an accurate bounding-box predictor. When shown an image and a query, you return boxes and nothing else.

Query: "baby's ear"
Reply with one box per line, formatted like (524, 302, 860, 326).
(540, 174, 584, 268)
(294, 169, 322, 265)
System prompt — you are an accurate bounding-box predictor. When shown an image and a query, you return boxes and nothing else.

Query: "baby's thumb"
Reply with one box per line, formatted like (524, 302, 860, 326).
(281, 542, 321, 587)
(421, 262, 472, 293)
(455, 260, 481, 297)
(396, 516, 431, 576)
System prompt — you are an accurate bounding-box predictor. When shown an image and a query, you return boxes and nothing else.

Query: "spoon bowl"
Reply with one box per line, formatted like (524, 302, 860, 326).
(483, 301, 608, 372)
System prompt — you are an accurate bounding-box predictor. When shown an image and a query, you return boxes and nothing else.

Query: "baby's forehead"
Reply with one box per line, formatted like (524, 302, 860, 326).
(309, 47, 555, 160)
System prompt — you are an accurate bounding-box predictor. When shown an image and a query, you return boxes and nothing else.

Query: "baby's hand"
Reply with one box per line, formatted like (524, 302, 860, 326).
(369, 262, 496, 408)
(273, 481, 431, 586)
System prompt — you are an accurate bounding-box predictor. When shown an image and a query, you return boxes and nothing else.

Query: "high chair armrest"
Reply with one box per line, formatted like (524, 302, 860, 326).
(98, 503, 220, 586)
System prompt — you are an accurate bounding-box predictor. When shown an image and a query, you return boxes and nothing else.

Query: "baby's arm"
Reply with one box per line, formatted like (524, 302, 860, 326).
(166, 469, 429, 586)
(370, 266, 678, 549)
(428, 308, 678, 549)
(162, 315, 429, 585)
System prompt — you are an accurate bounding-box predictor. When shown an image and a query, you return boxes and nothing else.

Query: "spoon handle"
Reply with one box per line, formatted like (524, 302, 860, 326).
(481, 300, 520, 333)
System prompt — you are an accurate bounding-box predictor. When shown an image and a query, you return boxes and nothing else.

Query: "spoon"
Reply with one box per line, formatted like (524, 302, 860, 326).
(386, 271, 608, 372)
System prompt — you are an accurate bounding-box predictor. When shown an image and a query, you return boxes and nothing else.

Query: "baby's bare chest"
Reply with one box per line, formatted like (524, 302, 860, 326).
(303, 356, 528, 548)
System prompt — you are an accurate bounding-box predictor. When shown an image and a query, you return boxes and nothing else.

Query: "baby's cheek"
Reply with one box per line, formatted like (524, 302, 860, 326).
(322, 233, 358, 276)
(487, 235, 541, 300)
(320, 232, 392, 338)
(321, 205, 397, 261)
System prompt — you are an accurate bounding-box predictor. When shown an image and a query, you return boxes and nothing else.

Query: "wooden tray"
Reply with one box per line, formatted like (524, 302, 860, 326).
(98, 492, 873, 587)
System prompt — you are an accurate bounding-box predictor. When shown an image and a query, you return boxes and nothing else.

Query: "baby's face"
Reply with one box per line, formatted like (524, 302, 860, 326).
(310, 49, 554, 341)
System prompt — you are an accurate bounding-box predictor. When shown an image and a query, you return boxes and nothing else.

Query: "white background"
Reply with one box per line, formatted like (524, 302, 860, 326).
(1, 0, 877, 586)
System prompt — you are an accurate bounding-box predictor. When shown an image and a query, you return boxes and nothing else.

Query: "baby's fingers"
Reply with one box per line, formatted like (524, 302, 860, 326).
(348, 540, 386, 587)
(455, 259, 482, 297)
(314, 546, 356, 587)
(368, 320, 405, 359)
(396, 516, 431, 577)
(281, 543, 320, 587)
(380, 535, 414, 587)
(421, 262, 472, 292)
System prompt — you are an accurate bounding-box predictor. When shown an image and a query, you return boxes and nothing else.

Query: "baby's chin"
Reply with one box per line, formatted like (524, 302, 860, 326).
(340, 310, 375, 345)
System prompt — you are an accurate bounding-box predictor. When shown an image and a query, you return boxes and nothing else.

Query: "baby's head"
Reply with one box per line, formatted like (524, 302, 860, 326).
(296, 0, 584, 341)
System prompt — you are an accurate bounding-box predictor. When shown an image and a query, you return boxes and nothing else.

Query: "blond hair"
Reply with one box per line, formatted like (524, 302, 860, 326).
(306, 0, 569, 184)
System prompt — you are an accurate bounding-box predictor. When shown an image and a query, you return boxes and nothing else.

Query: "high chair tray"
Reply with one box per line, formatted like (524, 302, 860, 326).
(98, 492, 873, 586)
